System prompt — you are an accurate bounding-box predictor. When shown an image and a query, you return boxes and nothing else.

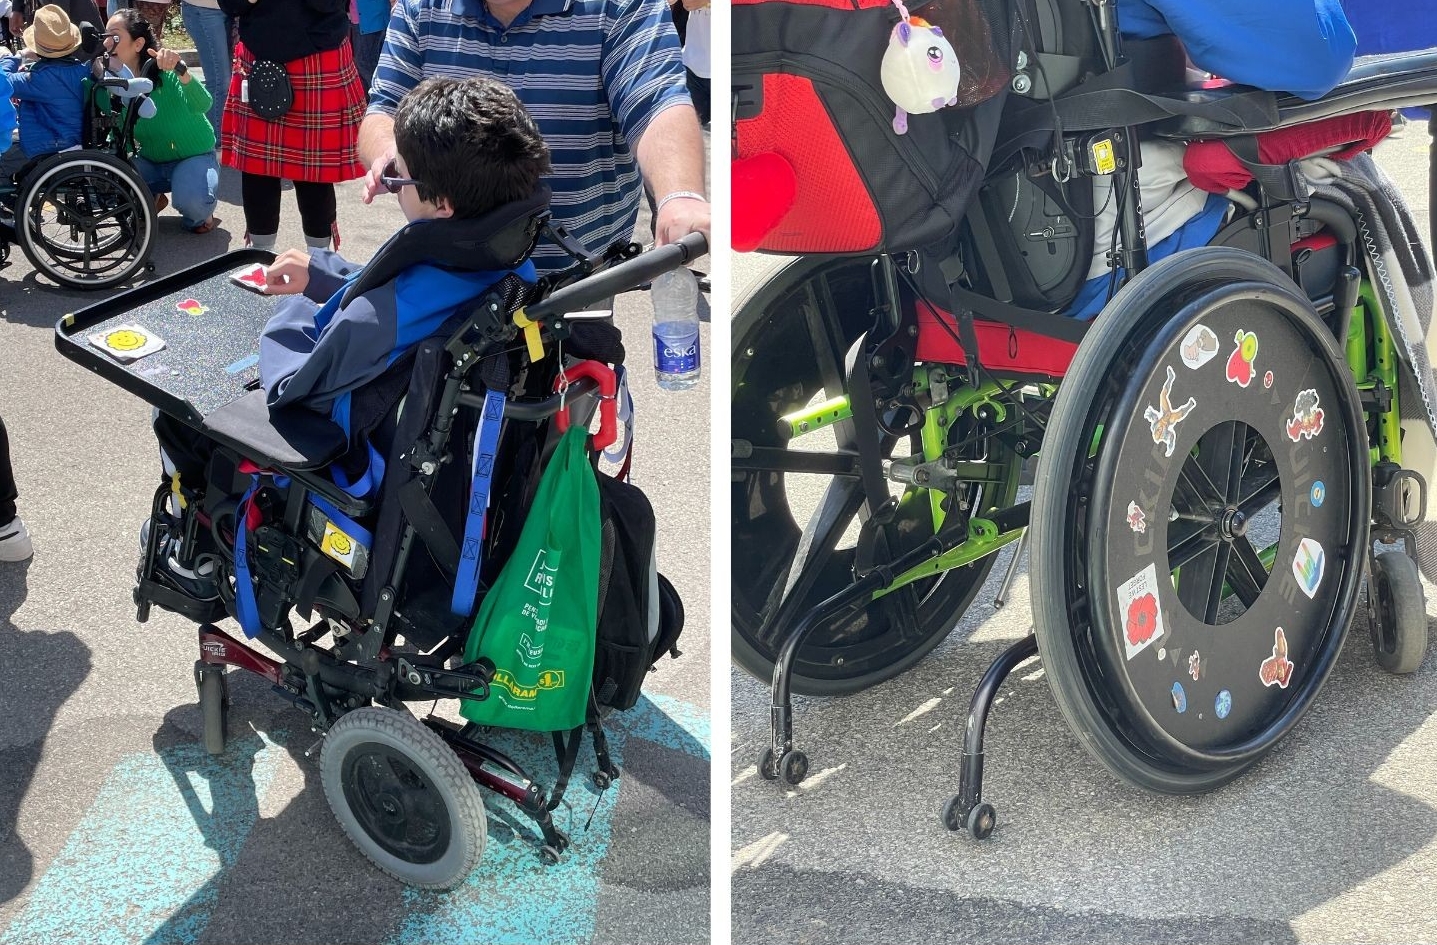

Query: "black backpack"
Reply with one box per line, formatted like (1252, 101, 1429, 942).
(592, 472, 683, 710)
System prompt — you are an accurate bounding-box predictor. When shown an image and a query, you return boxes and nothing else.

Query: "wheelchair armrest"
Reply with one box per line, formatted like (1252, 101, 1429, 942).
(202, 389, 347, 473)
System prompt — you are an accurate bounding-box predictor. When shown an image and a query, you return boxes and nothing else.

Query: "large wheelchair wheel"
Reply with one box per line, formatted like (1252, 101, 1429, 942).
(321, 707, 487, 889)
(733, 256, 1021, 695)
(15, 150, 155, 290)
(1030, 248, 1370, 794)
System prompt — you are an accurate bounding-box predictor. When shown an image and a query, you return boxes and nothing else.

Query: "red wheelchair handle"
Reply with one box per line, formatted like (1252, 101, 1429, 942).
(553, 360, 618, 451)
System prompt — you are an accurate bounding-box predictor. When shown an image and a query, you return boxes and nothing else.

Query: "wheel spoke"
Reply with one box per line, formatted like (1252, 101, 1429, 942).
(1226, 536, 1269, 607)
(751, 477, 865, 649)
(1177, 542, 1230, 624)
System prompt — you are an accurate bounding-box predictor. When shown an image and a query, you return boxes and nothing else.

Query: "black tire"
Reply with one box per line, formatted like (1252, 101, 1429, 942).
(778, 749, 809, 785)
(757, 747, 779, 781)
(1031, 248, 1370, 795)
(320, 707, 487, 889)
(965, 802, 996, 840)
(198, 668, 228, 756)
(15, 150, 155, 290)
(1370, 551, 1427, 674)
(732, 256, 1021, 695)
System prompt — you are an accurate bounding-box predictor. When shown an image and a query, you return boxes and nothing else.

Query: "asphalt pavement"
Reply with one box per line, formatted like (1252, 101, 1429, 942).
(731, 122, 1437, 944)
(0, 147, 711, 941)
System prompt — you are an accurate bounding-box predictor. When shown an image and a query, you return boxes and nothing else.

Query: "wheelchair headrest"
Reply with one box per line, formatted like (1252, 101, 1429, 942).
(340, 186, 551, 308)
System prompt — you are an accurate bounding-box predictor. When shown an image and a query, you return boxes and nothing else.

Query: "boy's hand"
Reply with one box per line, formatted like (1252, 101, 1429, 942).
(264, 250, 312, 295)
(361, 147, 396, 205)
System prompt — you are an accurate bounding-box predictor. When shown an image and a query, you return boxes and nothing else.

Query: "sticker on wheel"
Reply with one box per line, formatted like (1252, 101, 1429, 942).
(1285, 389, 1325, 442)
(1310, 481, 1325, 508)
(1179, 324, 1219, 369)
(1171, 681, 1187, 713)
(1117, 563, 1167, 660)
(1215, 689, 1232, 719)
(1225, 329, 1258, 387)
(1144, 365, 1197, 459)
(1126, 501, 1147, 534)
(1293, 537, 1325, 599)
(1258, 626, 1295, 689)
(1188, 651, 1201, 681)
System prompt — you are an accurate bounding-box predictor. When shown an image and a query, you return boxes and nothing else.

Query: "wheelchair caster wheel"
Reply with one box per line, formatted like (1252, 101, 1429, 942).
(135, 591, 150, 624)
(940, 796, 965, 832)
(197, 667, 228, 756)
(1370, 551, 1427, 675)
(966, 802, 996, 840)
(778, 749, 809, 785)
(758, 747, 779, 781)
(593, 769, 613, 790)
(539, 844, 563, 866)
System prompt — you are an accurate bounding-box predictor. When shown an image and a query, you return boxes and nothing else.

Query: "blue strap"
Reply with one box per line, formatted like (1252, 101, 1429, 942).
(330, 442, 387, 500)
(233, 475, 262, 639)
(450, 389, 506, 616)
(310, 494, 374, 550)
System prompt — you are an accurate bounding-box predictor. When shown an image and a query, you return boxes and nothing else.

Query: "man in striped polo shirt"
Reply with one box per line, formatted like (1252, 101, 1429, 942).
(358, 0, 708, 274)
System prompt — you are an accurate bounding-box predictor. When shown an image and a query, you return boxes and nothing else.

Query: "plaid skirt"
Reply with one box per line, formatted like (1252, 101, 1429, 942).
(221, 42, 366, 183)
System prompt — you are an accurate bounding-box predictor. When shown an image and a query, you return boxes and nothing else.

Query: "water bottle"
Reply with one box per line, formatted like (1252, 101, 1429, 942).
(651, 268, 701, 391)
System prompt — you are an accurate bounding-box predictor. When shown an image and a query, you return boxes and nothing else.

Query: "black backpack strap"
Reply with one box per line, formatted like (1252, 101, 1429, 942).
(546, 723, 587, 812)
(1223, 136, 1311, 203)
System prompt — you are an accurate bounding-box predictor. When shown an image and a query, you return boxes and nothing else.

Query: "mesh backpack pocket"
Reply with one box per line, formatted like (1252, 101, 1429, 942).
(733, 0, 1011, 254)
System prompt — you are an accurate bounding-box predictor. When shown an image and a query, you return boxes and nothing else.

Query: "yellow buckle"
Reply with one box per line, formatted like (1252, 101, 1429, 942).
(513, 308, 545, 362)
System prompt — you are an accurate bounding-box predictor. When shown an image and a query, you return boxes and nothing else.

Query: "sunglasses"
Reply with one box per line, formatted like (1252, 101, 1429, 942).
(380, 159, 421, 194)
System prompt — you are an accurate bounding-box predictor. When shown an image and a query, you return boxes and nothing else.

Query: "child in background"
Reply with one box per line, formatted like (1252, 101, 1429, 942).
(0, 4, 91, 185)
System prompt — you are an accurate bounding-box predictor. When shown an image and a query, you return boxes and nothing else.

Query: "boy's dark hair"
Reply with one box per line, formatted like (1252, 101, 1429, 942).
(393, 77, 551, 219)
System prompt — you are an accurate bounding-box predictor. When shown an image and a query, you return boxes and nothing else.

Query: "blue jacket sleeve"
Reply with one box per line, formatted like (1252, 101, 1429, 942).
(259, 289, 401, 413)
(1118, 0, 1356, 100)
(304, 249, 364, 303)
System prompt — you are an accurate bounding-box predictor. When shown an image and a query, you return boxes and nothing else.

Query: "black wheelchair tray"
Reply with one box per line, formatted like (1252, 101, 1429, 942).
(55, 248, 280, 426)
(54, 249, 355, 488)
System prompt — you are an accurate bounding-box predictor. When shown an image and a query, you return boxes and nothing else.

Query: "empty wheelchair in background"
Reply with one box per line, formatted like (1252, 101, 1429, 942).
(1, 33, 158, 289)
(733, 0, 1437, 836)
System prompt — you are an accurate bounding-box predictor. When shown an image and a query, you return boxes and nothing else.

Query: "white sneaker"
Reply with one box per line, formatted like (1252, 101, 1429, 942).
(0, 516, 33, 562)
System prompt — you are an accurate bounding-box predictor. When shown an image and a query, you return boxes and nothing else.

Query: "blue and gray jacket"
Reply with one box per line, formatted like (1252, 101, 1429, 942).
(259, 245, 536, 491)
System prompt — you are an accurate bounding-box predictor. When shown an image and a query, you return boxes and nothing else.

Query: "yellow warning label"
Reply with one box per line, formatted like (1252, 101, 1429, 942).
(1091, 139, 1117, 175)
(492, 668, 566, 701)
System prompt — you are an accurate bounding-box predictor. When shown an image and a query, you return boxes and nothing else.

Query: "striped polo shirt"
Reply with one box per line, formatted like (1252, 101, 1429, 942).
(368, 0, 691, 274)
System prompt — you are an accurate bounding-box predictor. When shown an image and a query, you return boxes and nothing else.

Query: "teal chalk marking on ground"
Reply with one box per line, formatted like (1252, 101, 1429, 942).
(0, 730, 287, 945)
(392, 695, 709, 945)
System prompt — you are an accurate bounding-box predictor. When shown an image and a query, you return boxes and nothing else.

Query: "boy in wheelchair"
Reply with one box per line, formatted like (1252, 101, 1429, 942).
(0, 4, 90, 186)
(147, 75, 551, 604)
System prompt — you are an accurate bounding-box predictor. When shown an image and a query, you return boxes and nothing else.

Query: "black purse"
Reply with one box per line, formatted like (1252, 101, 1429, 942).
(247, 59, 293, 121)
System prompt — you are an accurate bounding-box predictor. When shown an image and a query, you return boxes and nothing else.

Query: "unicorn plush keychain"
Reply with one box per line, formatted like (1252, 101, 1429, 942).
(880, 0, 961, 135)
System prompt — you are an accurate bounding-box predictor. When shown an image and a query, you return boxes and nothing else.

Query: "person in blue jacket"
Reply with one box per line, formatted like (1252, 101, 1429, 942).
(0, 4, 90, 185)
(256, 75, 546, 431)
(1118, 0, 1357, 100)
(148, 75, 550, 598)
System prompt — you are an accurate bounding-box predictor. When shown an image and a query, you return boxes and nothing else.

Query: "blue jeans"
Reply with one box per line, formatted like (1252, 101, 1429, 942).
(181, 1, 231, 134)
(134, 151, 218, 229)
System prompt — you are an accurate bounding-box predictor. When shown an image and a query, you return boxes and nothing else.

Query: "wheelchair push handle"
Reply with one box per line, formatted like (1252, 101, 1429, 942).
(96, 76, 154, 95)
(552, 360, 618, 451)
(524, 232, 708, 322)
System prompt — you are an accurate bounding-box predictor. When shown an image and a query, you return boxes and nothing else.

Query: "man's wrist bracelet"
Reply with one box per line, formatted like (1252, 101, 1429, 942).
(174, 60, 189, 76)
(655, 190, 707, 215)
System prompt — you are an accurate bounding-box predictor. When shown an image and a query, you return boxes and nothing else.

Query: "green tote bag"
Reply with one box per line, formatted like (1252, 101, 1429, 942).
(460, 426, 601, 732)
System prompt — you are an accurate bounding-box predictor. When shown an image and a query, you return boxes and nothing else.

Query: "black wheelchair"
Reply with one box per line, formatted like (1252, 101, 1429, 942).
(733, 0, 1437, 838)
(55, 197, 706, 886)
(1, 32, 158, 289)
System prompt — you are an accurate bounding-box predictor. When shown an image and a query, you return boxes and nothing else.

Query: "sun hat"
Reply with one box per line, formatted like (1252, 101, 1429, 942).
(24, 5, 84, 59)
